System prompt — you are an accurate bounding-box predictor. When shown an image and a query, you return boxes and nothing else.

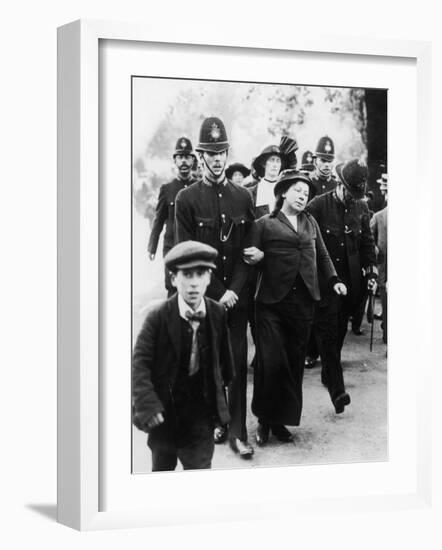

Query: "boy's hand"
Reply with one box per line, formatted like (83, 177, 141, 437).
(219, 290, 238, 309)
(146, 412, 164, 429)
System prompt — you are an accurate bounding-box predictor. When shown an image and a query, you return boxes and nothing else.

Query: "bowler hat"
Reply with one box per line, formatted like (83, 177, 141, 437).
(195, 117, 229, 153)
(225, 162, 251, 180)
(315, 136, 335, 162)
(273, 169, 315, 198)
(164, 241, 218, 272)
(336, 159, 368, 199)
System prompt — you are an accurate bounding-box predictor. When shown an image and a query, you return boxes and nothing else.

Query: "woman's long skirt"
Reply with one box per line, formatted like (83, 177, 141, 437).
(252, 288, 314, 426)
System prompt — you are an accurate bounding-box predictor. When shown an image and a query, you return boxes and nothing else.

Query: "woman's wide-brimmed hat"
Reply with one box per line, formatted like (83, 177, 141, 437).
(251, 136, 298, 178)
(225, 162, 251, 180)
(273, 169, 316, 199)
(336, 159, 368, 199)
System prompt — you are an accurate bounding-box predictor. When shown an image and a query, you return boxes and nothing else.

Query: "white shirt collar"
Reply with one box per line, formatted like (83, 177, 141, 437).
(177, 294, 206, 321)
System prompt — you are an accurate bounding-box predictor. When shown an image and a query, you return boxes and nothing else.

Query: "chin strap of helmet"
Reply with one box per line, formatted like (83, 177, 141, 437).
(201, 152, 227, 183)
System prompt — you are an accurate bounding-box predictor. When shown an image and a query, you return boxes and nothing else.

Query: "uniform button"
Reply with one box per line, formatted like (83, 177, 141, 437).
(223, 276, 227, 281)
(223, 256, 226, 260)
(336, 258, 340, 262)
(340, 242, 344, 247)
(218, 193, 222, 198)
(241, 220, 245, 224)
(199, 222, 203, 227)
(170, 202, 174, 206)
(326, 229, 330, 234)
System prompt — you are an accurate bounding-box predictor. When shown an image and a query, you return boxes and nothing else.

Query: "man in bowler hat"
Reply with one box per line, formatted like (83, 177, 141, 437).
(175, 117, 259, 459)
(132, 241, 234, 471)
(306, 159, 378, 413)
(148, 137, 198, 295)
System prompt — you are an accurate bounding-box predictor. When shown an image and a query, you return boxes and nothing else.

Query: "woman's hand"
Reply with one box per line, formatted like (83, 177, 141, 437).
(333, 282, 347, 296)
(243, 246, 264, 265)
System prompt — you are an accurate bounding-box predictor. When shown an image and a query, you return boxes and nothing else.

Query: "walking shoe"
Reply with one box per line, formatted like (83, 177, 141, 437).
(256, 423, 270, 446)
(333, 392, 351, 414)
(305, 356, 317, 369)
(271, 425, 293, 442)
(229, 438, 254, 459)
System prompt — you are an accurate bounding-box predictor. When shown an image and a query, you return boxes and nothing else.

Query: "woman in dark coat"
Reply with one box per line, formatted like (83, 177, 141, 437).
(246, 170, 347, 445)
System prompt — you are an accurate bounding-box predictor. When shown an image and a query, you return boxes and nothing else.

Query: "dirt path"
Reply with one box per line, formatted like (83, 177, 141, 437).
(132, 312, 387, 473)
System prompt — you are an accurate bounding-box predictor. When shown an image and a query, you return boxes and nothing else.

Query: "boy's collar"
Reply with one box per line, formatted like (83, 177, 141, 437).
(177, 294, 206, 321)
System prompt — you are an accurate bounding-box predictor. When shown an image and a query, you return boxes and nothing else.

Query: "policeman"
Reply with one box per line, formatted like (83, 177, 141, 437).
(174, 116, 258, 459)
(147, 137, 197, 295)
(311, 136, 338, 196)
(300, 150, 315, 173)
(306, 159, 378, 414)
(304, 136, 338, 367)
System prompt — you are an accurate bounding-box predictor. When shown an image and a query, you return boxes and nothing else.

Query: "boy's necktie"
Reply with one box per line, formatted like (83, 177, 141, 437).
(185, 310, 205, 376)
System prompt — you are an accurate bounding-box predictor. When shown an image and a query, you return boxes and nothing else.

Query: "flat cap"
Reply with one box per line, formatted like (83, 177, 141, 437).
(164, 241, 218, 271)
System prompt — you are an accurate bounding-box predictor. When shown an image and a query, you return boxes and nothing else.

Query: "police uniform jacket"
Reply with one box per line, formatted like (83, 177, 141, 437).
(132, 295, 234, 431)
(306, 190, 377, 300)
(310, 173, 337, 197)
(246, 211, 337, 303)
(148, 177, 196, 256)
(175, 178, 255, 301)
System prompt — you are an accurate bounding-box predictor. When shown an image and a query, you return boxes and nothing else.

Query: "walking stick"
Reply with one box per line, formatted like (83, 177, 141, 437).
(369, 292, 375, 352)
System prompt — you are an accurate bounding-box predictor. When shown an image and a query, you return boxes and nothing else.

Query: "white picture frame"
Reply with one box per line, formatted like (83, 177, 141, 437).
(57, 19, 432, 531)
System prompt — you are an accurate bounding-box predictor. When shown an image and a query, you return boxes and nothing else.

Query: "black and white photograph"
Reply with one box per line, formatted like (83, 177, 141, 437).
(131, 76, 388, 473)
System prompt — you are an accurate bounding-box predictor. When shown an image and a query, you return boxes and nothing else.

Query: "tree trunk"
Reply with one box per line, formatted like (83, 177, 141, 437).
(365, 89, 387, 212)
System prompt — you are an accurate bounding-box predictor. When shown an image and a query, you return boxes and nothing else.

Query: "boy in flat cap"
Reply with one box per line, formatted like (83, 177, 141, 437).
(132, 241, 234, 471)
(147, 137, 198, 295)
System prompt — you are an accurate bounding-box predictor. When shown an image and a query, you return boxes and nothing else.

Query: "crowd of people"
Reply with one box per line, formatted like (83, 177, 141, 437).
(132, 116, 388, 472)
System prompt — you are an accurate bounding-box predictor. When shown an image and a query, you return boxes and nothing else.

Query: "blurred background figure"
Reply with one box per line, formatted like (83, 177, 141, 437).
(370, 173, 388, 345)
(225, 162, 251, 186)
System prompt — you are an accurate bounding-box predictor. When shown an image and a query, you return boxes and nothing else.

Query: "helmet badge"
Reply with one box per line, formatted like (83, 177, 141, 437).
(210, 123, 221, 141)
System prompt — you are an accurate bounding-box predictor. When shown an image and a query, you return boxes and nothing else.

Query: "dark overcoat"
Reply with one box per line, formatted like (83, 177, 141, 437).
(132, 295, 234, 431)
(306, 190, 377, 301)
(246, 211, 338, 303)
(148, 177, 196, 256)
